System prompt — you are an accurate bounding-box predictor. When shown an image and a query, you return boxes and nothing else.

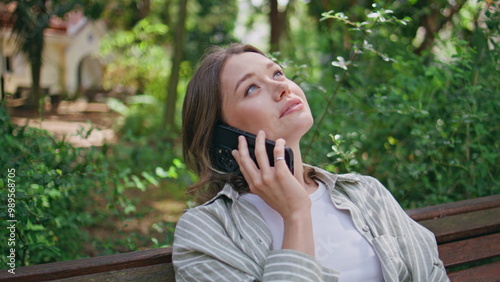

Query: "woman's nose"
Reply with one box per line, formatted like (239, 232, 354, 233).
(273, 81, 291, 101)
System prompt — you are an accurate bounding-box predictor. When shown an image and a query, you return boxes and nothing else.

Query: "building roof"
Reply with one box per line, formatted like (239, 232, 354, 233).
(0, 2, 87, 36)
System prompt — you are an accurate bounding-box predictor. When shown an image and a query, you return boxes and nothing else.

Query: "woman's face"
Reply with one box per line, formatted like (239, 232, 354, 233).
(220, 52, 313, 143)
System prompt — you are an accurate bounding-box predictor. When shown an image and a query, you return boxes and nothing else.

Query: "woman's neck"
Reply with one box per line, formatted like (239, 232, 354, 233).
(289, 143, 318, 194)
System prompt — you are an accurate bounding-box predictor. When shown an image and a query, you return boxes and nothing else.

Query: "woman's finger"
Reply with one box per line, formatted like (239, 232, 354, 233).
(231, 149, 252, 186)
(254, 130, 271, 172)
(273, 138, 289, 173)
(235, 135, 260, 181)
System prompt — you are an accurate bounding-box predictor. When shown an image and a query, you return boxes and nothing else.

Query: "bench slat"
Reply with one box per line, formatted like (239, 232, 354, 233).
(438, 233, 500, 268)
(406, 194, 500, 221)
(418, 206, 500, 243)
(56, 263, 175, 282)
(447, 260, 500, 282)
(1, 247, 172, 281)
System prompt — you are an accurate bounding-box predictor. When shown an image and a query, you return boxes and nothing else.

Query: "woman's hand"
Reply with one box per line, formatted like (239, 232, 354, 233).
(232, 130, 314, 256)
(232, 130, 310, 217)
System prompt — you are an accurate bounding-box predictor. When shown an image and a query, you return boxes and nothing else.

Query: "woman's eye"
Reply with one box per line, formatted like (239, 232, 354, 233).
(274, 70, 284, 79)
(245, 84, 258, 96)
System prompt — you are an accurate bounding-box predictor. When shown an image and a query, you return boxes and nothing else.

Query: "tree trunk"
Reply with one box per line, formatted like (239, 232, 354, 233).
(25, 17, 45, 110)
(163, 0, 188, 131)
(137, 0, 151, 21)
(269, 0, 281, 52)
(1, 75, 5, 101)
(26, 61, 42, 109)
(23, 0, 47, 110)
(269, 0, 294, 53)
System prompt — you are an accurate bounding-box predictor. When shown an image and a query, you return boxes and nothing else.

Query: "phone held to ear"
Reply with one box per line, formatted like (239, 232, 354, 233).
(212, 124, 294, 174)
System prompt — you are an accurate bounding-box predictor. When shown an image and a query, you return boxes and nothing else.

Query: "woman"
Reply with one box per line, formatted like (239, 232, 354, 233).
(173, 43, 449, 282)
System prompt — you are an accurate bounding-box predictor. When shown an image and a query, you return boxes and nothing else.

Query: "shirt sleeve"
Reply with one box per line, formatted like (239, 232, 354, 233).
(264, 249, 339, 281)
(173, 206, 339, 282)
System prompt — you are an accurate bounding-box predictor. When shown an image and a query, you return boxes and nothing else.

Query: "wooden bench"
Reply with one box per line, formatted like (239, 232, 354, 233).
(2, 194, 499, 281)
(406, 194, 500, 281)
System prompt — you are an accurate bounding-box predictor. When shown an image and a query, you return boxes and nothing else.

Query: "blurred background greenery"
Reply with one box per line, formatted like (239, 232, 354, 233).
(0, 0, 498, 266)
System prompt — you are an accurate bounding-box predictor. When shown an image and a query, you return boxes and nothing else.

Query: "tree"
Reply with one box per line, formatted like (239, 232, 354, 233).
(164, 0, 238, 130)
(98, 17, 169, 96)
(269, 0, 294, 52)
(6, 0, 81, 109)
(99, 0, 152, 31)
(164, 0, 188, 131)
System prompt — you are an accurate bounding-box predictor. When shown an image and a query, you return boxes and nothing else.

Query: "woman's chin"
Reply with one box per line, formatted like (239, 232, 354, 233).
(285, 117, 314, 143)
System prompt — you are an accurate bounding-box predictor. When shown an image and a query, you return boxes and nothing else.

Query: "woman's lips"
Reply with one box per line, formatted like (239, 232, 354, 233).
(280, 99, 304, 118)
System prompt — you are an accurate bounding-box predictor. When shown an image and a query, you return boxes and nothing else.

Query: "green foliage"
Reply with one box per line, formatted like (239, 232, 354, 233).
(99, 17, 170, 98)
(299, 2, 500, 208)
(1, 107, 91, 265)
(184, 0, 239, 62)
(107, 95, 164, 139)
(0, 105, 192, 266)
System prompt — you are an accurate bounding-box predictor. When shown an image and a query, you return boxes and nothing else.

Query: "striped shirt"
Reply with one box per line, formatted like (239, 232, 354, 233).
(173, 166, 450, 281)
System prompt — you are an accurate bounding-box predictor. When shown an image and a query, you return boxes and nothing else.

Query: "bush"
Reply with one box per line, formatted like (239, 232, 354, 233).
(0, 104, 191, 266)
(0, 106, 93, 265)
(300, 5, 500, 208)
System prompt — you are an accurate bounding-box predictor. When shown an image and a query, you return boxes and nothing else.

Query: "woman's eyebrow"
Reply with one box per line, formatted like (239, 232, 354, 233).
(267, 61, 277, 69)
(234, 61, 279, 92)
(234, 73, 254, 92)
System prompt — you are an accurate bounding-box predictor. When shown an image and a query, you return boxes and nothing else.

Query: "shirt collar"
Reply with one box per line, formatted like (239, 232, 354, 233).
(306, 164, 338, 188)
(202, 182, 240, 206)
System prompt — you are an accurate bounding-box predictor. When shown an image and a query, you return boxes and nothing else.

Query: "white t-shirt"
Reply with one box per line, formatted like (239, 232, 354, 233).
(240, 181, 384, 281)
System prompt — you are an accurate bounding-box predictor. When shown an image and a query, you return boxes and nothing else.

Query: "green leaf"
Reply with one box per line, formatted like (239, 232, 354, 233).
(124, 204, 137, 214)
(141, 171, 159, 187)
(107, 98, 130, 115)
(155, 167, 169, 178)
(131, 175, 146, 191)
(173, 158, 184, 168)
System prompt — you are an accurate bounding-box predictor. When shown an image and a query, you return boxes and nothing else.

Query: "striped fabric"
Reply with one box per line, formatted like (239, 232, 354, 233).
(173, 166, 450, 281)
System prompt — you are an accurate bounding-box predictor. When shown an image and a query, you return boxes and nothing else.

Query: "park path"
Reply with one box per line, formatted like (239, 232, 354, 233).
(9, 99, 118, 147)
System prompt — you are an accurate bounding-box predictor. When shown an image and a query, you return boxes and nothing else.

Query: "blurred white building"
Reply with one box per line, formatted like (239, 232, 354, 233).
(0, 2, 106, 100)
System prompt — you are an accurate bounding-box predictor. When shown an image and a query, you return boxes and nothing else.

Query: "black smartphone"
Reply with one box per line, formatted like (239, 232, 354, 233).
(212, 124, 294, 174)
